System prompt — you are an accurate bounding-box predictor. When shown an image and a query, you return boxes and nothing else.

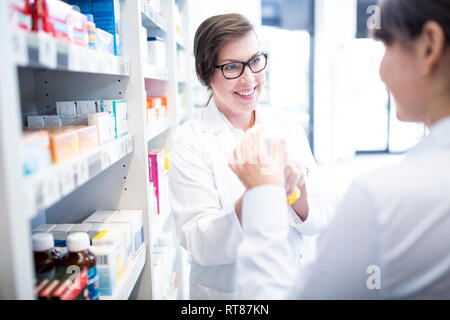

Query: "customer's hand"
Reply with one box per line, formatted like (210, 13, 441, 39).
(284, 159, 306, 196)
(228, 127, 287, 190)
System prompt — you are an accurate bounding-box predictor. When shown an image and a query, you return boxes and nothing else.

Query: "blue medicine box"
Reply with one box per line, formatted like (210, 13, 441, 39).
(67, 0, 123, 56)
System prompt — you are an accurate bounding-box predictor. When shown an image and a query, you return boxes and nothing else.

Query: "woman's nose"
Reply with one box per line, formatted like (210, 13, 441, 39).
(240, 65, 256, 83)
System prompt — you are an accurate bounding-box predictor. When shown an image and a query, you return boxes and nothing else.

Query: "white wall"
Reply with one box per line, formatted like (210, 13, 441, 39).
(314, 0, 357, 163)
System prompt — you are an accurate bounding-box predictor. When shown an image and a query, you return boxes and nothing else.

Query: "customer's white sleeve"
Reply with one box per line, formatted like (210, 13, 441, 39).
(288, 179, 382, 299)
(237, 185, 297, 300)
(169, 126, 243, 266)
(237, 180, 382, 300)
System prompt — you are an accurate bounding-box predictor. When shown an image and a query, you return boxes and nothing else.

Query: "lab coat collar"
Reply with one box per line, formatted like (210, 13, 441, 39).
(202, 97, 264, 134)
(429, 115, 450, 148)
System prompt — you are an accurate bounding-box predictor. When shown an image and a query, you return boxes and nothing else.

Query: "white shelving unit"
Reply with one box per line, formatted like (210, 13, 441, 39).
(0, 0, 193, 300)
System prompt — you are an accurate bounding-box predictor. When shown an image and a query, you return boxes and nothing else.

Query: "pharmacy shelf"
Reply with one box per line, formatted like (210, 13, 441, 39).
(150, 208, 172, 247)
(100, 246, 147, 300)
(11, 30, 131, 76)
(144, 64, 169, 81)
(141, 4, 166, 37)
(145, 117, 171, 141)
(176, 34, 185, 49)
(24, 134, 134, 218)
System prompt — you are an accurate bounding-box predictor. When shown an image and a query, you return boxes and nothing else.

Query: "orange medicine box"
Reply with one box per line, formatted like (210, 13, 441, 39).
(76, 126, 99, 152)
(48, 128, 79, 163)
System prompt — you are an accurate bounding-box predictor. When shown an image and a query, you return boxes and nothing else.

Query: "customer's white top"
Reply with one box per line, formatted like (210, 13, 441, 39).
(169, 99, 334, 299)
(238, 116, 450, 299)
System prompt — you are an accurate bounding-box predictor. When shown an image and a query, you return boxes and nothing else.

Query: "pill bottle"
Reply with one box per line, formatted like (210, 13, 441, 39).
(32, 232, 62, 281)
(64, 232, 99, 300)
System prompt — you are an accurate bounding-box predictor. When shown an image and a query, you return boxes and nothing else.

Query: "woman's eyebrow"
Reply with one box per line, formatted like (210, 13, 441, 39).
(219, 51, 262, 64)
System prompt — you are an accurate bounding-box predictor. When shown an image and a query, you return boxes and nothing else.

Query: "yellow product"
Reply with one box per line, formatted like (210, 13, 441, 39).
(92, 227, 127, 282)
(76, 126, 99, 152)
(48, 128, 79, 163)
(287, 187, 301, 205)
(164, 151, 171, 171)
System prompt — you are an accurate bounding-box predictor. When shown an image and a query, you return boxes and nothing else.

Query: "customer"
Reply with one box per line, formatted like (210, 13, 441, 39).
(230, 0, 450, 299)
(169, 13, 333, 299)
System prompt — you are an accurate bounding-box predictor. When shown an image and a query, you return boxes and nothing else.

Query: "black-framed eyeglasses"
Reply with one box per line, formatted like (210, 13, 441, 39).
(215, 52, 268, 80)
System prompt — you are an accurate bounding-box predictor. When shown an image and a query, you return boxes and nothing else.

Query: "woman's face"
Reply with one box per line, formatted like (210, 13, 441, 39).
(379, 41, 426, 123)
(210, 32, 265, 117)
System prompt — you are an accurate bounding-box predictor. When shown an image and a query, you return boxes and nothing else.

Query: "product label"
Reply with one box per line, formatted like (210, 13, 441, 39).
(87, 266, 100, 300)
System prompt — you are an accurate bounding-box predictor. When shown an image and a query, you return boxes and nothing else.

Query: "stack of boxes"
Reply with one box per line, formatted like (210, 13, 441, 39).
(32, 209, 144, 297)
(24, 99, 127, 170)
(146, 96, 168, 125)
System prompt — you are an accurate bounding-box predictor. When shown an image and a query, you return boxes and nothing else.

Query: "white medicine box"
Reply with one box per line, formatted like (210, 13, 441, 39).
(147, 37, 166, 67)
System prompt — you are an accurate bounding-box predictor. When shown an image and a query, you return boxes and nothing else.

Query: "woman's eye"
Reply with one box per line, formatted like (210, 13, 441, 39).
(225, 63, 240, 71)
(250, 57, 261, 65)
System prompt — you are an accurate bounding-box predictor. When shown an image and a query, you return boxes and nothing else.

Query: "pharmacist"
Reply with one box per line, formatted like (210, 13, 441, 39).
(230, 0, 450, 299)
(168, 13, 334, 299)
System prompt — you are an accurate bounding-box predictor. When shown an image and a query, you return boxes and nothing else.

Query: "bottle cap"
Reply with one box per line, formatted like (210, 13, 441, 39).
(67, 232, 90, 252)
(32, 233, 54, 252)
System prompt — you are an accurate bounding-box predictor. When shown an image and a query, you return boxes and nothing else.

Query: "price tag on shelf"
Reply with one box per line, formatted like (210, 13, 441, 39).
(68, 44, 81, 71)
(100, 147, 112, 169)
(59, 164, 76, 196)
(43, 170, 61, 208)
(75, 158, 89, 186)
(126, 136, 133, 154)
(38, 32, 57, 69)
(88, 153, 102, 178)
(12, 30, 28, 66)
(79, 46, 90, 71)
(96, 53, 105, 73)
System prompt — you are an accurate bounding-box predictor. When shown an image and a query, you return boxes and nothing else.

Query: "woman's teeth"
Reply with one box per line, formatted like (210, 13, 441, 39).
(235, 88, 255, 96)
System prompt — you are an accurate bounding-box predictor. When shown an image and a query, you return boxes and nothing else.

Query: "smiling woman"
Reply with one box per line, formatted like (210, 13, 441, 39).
(168, 13, 333, 300)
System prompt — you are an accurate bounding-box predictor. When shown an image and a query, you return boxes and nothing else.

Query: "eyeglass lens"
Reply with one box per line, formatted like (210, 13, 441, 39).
(222, 54, 267, 79)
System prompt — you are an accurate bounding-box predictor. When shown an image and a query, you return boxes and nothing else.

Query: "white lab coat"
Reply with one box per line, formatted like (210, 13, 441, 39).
(169, 99, 333, 299)
(237, 116, 450, 299)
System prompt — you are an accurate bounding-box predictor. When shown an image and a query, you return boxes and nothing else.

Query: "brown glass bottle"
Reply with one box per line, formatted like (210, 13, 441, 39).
(32, 233, 62, 280)
(64, 232, 99, 300)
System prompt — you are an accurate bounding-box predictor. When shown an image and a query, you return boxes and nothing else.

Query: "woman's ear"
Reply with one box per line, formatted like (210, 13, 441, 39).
(418, 21, 446, 76)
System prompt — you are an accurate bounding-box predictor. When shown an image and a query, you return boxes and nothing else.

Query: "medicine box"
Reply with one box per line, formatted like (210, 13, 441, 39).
(148, 150, 164, 214)
(56, 101, 77, 116)
(33, 0, 73, 43)
(147, 37, 166, 67)
(68, 223, 94, 234)
(76, 125, 99, 151)
(88, 112, 114, 144)
(44, 115, 62, 128)
(71, 9, 89, 47)
(90, 245, 117, 296)
(9, 0, 32, 31)
(67, 0, 123, 56)
(109, 215, 135, 260)
(27, 116, 45, 128)
(98, 100, 128, 138)
(61, 115, 78, 127)
(82, 210, 118, 224)
(32, 224, 57, 234)
(48, 128, 80, 163)
(21, 130, 52, 176)
(91, 226, 127, 282)
(50, 224, 75, 247)
(77, 114, 89, 126)
(76, 100, 98, 115)
(117, 210, 144, 256)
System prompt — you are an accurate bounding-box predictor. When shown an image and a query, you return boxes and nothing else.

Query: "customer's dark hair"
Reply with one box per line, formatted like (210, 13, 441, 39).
(372, 0, 450, 46)
(194, 13, 255, 89)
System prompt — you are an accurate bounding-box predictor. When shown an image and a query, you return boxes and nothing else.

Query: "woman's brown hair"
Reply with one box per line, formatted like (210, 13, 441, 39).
(372, 0, 450, 46)
(194, 13, 255, 105)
